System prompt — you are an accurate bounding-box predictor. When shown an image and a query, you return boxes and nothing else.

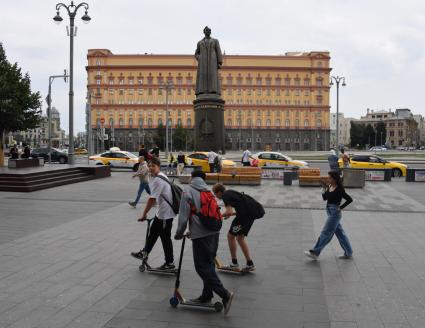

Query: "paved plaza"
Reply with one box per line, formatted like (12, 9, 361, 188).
(1, 172, 425, 327)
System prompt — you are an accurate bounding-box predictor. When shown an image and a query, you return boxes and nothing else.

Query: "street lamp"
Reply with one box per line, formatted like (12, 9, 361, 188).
(160, 81, 173, 159)
(46, 71, 69, 164)
(53, 1, 91, 165)
(329, 76, 346, 154)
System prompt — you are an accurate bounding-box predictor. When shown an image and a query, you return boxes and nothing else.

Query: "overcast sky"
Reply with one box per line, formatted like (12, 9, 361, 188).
(2, 0, 425, 133)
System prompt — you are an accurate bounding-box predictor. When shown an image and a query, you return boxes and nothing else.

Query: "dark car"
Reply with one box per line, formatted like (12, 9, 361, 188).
(31, 147, 68, 164)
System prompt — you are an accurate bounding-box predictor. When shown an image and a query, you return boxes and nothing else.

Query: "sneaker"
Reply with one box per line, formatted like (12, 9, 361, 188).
(338, 254, 353, 260)
(228, 263, 240, 269)
(131, 250, 146, 260)
(189, 296, 212, 304)
(304, 250, 318, 261)
(222, 291, 234, 315)
(128, 201, 136, 208)
(243, 264, 256, 272)
(157, 262, 176, 270)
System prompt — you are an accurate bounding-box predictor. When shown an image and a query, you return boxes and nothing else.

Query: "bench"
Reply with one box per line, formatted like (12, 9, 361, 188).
(298, 168, 328, 187)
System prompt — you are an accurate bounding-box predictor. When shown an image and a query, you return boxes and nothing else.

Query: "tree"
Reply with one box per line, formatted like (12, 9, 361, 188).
(173, 123, 187, 151)
(350, 122, 365, 148)
(154, 122, 165, 150)
(0, 43, 42, 166)
(364, 124, 376, 147)
(375, 121, 386, 146)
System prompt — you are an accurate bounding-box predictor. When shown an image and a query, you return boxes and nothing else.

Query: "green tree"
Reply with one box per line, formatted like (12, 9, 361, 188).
(364, 124, 376, 147)
(0, 43, 42, 166)
(173, 123, 187, 151)
(375, 121, 386, 146)
(154, 122, 165, 149)
(350, 122, 365, 148)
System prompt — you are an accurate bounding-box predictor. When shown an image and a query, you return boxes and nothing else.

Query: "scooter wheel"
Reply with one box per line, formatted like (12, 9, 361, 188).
(214, 302, 223, 312)
(170, 296, 179, 308)
(139, 264, 146, 273)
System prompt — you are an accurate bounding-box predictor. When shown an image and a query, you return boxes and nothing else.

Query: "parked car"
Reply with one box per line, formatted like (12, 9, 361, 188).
(338, 155, 407, 177)
(31, 147, 68, 164)
(250, 152, 308, 168)
(186, 152, 236, 172)
(89, 148, 139, 171)
(369, 146, 388, 151)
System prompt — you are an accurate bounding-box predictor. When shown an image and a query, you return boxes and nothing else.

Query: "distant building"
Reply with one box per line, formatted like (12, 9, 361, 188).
(86, 49, 332, 152)
(9, 106, 66, 148)
(413, 114, 425, 147)
(358, 108, 418, 148)
(329, 113, 357, 148)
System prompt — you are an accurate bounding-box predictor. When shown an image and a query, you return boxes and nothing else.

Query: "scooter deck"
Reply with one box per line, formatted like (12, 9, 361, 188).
(171, 297, 223, 312)
(147, 268, 177, 275)
(217, 266, 250, 275)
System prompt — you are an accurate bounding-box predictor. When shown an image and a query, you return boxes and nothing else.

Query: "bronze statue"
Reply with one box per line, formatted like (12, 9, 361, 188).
(195, 26, 223, 96)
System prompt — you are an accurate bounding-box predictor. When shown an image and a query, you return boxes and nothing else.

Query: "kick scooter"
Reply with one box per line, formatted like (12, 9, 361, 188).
(214, 257, 251, 275)
(169, 235, 224, 312)
(137, 218, 177, 275)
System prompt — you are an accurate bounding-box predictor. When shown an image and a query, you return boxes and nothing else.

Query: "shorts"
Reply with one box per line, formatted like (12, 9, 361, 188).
(229, 217, 254, 236)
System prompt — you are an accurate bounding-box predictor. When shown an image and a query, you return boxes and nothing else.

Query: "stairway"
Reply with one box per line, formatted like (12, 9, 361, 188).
(0, 167, 103, 192)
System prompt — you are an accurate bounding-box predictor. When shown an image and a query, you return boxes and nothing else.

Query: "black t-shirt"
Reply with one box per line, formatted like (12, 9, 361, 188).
(322, 186, 353, 209)
(222, 190, 249, 219)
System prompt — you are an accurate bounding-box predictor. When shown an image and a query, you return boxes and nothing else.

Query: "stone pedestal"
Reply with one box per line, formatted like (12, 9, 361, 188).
(193, 95, 225, 152)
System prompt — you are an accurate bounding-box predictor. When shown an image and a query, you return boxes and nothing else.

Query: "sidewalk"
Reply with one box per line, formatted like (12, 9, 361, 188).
(1, 173, 425, 327)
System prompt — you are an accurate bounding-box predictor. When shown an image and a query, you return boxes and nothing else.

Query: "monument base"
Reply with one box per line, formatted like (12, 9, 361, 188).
(194, 95, 225, 153)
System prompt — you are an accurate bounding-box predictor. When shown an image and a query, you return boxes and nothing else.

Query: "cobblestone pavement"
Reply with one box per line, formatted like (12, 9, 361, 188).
(0, 172, 425, 327)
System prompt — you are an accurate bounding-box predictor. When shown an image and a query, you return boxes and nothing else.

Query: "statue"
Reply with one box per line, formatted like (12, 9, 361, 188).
(195, 26, 223, 96)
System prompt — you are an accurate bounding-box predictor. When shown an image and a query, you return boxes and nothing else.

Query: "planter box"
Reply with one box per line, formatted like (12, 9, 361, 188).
(406, 169, 425, 182)
(342, 169, 365, 188)
(8, 158, 41, 169)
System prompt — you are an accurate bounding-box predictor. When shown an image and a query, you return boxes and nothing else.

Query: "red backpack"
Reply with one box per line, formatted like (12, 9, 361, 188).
(191, 188, 223, 231)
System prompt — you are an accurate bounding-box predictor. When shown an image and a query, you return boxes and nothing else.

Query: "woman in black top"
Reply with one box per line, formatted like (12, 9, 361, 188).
(304, 171, 353, 260)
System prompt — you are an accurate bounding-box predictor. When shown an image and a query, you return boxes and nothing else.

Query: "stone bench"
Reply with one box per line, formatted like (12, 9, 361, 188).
(8, 158, 44, 168)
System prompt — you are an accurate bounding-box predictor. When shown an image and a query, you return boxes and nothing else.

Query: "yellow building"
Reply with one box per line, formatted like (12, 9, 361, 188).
(87, 49, 331, 151)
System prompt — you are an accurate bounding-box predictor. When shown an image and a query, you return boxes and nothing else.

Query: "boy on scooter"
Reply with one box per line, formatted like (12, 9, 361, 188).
(131, 157, 175, 270)
(212, 183, 256, 272)
(175, 170, 234, 315)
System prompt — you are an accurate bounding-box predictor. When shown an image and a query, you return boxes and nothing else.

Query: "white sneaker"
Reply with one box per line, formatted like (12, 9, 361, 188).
(304, 250, 318, 260)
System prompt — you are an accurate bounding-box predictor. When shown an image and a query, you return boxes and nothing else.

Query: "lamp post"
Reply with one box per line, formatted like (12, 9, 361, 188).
(53, 1, 91, 165)
(329, 76, 346, 155)
(46, 71, 69, 164)
(160, 81, 173, 159)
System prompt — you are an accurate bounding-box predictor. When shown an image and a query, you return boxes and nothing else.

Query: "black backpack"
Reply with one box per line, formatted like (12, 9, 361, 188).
(241, 192, 265, 220)
(157, 175, 183, 215)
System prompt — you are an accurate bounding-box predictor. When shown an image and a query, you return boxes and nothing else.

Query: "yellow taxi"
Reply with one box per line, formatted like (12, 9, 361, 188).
(75, 148, 88, 155)
(338, 154, 407, 177)
(186, 152, 236, 172)
(89, 147, 140, 171)
(251, 152, 309, 168)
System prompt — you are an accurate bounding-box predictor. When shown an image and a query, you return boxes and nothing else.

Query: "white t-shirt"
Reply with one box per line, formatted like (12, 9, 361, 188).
(208, 151, 217, 164)
(242, 150, 251, 162)
(149, 172, 175, 220)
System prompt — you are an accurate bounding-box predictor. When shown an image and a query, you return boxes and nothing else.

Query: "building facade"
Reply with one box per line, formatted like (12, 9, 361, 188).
(86, 49, 331, 152)
(359, 108, 419, 148)
(8, 107, 66, 148)
(329, 113, 357, 148)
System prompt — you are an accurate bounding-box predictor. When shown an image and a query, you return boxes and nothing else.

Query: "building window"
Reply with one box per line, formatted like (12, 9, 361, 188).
(158, 118, 163, 126)
(304, 119, 309, 127)
(227, 119, 232, 127)
(109, 118, 114, 127)
(275, 119, 281, 127)
(139, 118, 143, 127)
(256, 119, 262, 127)
(119, 118, 124, 127)
(187, 118, 192, 127)
(128, 118, 133, 127)
(147, 118, 152, 128)
(295, 119, 300, 127)
(285, 119, 290, 127)
(247, 118, 252, 126)
(316, 119, 322, 127)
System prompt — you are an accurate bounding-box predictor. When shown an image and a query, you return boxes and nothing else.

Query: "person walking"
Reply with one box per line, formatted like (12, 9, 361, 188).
(129, 156, 151, 208)
(131, 157, 175, 270)
(175, 170, 234, 315)
(304, 171, 353, 260)
(212, 183, 257, 271)
(341, 149, 350, 168)
(177, 151, 186, 176)
(208, 150, 217, 173)
(214, 150, 223, 173)
(138, 144, 149, 159)
(328, 149, 340, 172)
(151, 144, 160, 158)
(241, 149, 251, 167)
